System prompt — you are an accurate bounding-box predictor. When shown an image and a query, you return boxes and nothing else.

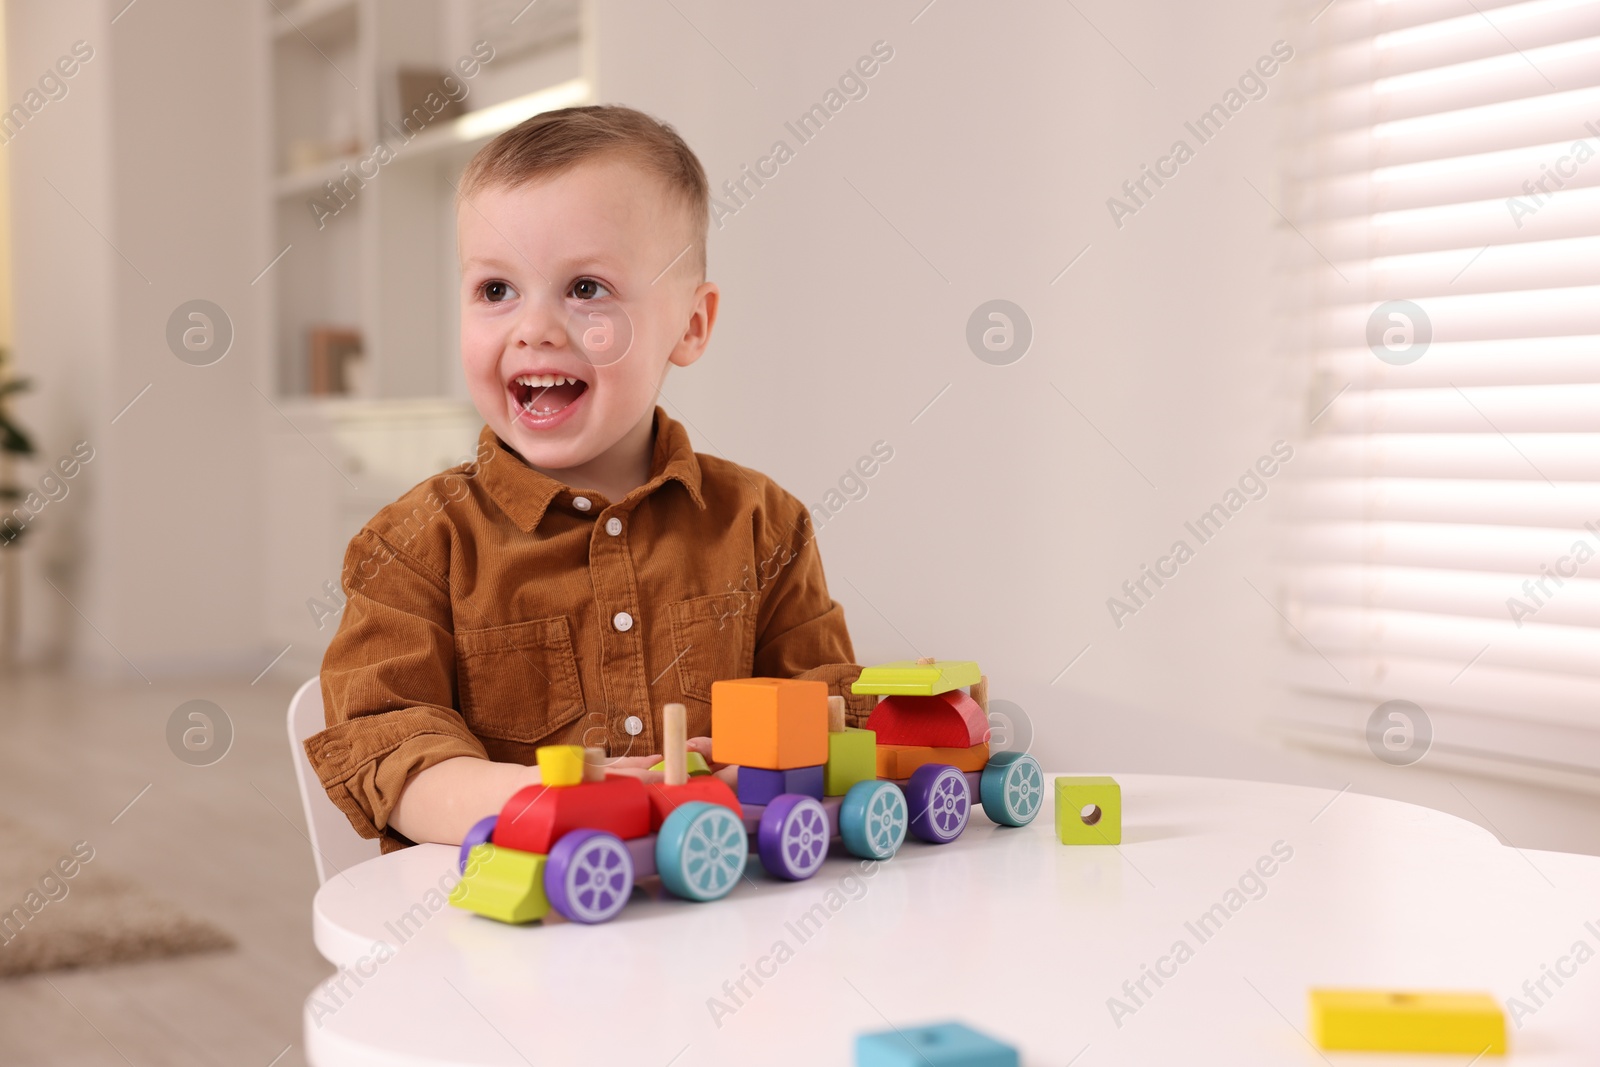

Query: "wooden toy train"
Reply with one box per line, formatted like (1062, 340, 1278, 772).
(450, 658, 1044, 925)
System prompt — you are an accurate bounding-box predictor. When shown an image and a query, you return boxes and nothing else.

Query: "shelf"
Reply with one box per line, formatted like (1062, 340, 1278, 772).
(392, 76, 592, 161)
(265, 0, 596, 404)
(274, 75, 593, 196)
(275, 152, 366, 199)
(271, 0, 358, 46)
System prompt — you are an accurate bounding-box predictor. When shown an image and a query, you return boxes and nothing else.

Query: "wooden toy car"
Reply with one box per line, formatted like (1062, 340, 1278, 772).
(450, 660, 1044, 925)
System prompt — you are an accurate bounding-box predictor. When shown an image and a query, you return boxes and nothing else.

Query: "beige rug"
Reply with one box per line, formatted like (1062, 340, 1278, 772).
(0, 815, 233, 978)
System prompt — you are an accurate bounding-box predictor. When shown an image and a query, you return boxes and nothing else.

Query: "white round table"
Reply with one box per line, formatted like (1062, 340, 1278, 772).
(304, 774, 1600, 1065)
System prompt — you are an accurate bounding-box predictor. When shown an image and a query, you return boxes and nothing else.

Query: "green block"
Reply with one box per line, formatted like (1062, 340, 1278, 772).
(851, 659, 981, 696)
(824, 726, 877, 796)
(449, 843, 550, 923)
(650, 751, 711, 776)
(1055, 776, 1121, 845)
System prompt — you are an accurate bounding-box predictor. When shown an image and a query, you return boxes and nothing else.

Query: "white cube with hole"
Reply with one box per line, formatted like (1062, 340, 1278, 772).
(1055, 775, 1121, 845)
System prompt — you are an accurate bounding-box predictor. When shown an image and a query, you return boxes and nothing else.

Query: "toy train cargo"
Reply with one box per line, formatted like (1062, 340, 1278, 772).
(451, 659, 1044, 926)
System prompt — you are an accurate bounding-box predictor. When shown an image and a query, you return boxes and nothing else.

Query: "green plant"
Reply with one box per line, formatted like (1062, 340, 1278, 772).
(0, 346, 35, 546)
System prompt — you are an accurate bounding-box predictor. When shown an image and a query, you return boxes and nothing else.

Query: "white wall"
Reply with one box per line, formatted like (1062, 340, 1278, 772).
(7, 1, 117, 667)
(595, 0, 1296, 763)
(8, 0, 1597, 850)
(8, 0, 1294, 708)
(589, 2, 1600, 853)
(8, 0, 267, 675)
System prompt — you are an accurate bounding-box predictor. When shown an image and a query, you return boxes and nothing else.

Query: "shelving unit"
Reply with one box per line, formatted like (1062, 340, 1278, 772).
(263, 0, 591, 401)
(258, 0, 595, 673)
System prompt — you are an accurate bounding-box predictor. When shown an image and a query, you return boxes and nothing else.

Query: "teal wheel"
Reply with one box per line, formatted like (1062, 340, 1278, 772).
(980, 751, 1044, 826)
(839, 780, 908, 860)
(655, 801, 748, 902)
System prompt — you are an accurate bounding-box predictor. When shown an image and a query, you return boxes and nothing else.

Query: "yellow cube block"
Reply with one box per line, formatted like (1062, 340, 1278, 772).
(1310, 990, 1505, 1054)
(536, 745, 585, 787)
(824, 726, 877, 795)
(1055, 776, 1121, 845)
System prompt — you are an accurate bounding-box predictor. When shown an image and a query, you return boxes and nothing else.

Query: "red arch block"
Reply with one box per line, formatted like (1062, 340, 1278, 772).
(645, 774, 742, 831)
(866, 690, 990, 748)
(492, 777, 652, 854)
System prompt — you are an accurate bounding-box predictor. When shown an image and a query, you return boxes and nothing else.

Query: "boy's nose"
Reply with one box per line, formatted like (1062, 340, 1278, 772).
(511, 288, 569, 349)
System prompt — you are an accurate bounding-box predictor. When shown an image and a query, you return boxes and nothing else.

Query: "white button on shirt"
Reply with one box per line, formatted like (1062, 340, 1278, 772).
(613, 611, 634, 632)
(624, 715, 643, 736)
(605, 517, 622, 536)
(572, 496, 592, 512)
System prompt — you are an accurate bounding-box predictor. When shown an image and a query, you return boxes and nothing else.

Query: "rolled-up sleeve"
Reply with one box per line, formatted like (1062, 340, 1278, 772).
(304, 528, 487, 847)
(750, 503, 877, 727)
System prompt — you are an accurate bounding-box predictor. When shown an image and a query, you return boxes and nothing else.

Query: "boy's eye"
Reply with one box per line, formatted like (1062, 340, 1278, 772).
(480, 280, 518, 303)
(571, 278, 611, 300)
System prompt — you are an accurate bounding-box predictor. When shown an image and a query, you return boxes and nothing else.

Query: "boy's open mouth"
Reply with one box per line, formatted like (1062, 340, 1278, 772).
(509, 372, 589, 417)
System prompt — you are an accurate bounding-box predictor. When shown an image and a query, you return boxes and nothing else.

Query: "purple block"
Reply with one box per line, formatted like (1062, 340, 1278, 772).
(737, 764, 825, 805)
(625, 833, 658, 880)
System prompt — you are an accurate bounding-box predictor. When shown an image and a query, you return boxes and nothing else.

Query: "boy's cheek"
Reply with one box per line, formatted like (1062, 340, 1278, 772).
(458, 339, 504, 393)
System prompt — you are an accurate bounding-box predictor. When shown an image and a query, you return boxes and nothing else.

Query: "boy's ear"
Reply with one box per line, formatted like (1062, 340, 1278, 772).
(667, 282, 719, 369)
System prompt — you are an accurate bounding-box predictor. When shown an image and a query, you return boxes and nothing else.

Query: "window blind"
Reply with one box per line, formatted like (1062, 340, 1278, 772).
(1277, 0, 1600, 782)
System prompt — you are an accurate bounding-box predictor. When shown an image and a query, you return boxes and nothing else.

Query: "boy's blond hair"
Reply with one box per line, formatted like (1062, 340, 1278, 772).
(458, 104, 710, 279)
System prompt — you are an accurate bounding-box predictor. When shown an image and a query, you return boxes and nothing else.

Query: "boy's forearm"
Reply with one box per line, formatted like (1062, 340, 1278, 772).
(390, 756, 540, 846)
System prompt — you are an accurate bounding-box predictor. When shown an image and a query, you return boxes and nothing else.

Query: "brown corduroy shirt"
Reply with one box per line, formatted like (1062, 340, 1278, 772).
(305, 407, 875, 852)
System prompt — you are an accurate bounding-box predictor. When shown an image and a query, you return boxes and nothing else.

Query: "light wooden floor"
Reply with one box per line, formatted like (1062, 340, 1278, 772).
(0, 669, 325, 1067)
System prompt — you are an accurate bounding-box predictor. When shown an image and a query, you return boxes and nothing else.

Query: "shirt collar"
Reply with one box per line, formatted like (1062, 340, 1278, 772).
(476, 405, 707, 533)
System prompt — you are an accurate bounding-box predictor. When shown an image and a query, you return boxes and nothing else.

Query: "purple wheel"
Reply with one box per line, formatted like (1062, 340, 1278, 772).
(544, 829, 633, 924)
(757, 794, 830, 880)
(907, 764, 971, 844)
(459, 814, 497, 873)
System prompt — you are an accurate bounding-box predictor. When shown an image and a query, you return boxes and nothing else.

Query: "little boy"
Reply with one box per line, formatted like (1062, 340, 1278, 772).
(305, 105, 875, 854)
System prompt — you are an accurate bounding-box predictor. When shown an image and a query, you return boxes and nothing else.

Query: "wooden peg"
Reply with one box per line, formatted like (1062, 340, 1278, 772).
(971, 674, 989, 714)
(663, 702, 688, 786)
(827, 695, 846, 733)
(582, 746, 606, 782)
(915, 656, 935, 665)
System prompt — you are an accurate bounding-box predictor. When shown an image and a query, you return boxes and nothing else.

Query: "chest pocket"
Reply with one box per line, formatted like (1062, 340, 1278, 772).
(667, 591, 755, 704)
(455, 615, 587, 745)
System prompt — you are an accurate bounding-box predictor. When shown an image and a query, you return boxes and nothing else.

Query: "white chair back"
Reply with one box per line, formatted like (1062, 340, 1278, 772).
(287, 677, 381, 883)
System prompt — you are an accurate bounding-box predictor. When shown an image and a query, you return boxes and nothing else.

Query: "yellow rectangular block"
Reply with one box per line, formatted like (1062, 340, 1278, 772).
(851, 659, 981, 696)
(536, 745, 585, 787)
(1310, 990, 1505, 1054)
(711, 678, 828, 770)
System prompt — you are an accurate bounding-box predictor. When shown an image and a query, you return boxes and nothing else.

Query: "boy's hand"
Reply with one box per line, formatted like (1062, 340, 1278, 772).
(604, 767, 666, 784)
(687, 736, 739, 789)
(596, 740, 732, 786)
(600, 753, 662, 770)
(599, 752, 665, 784)
(685, 736, 727, 770)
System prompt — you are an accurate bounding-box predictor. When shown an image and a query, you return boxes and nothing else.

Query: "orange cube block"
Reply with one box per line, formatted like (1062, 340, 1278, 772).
(711, 678, 829, 770)
(875, 742, 990, 779)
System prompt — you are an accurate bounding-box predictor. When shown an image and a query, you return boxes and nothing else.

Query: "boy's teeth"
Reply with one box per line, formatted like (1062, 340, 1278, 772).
(515, 374, 577, 388)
